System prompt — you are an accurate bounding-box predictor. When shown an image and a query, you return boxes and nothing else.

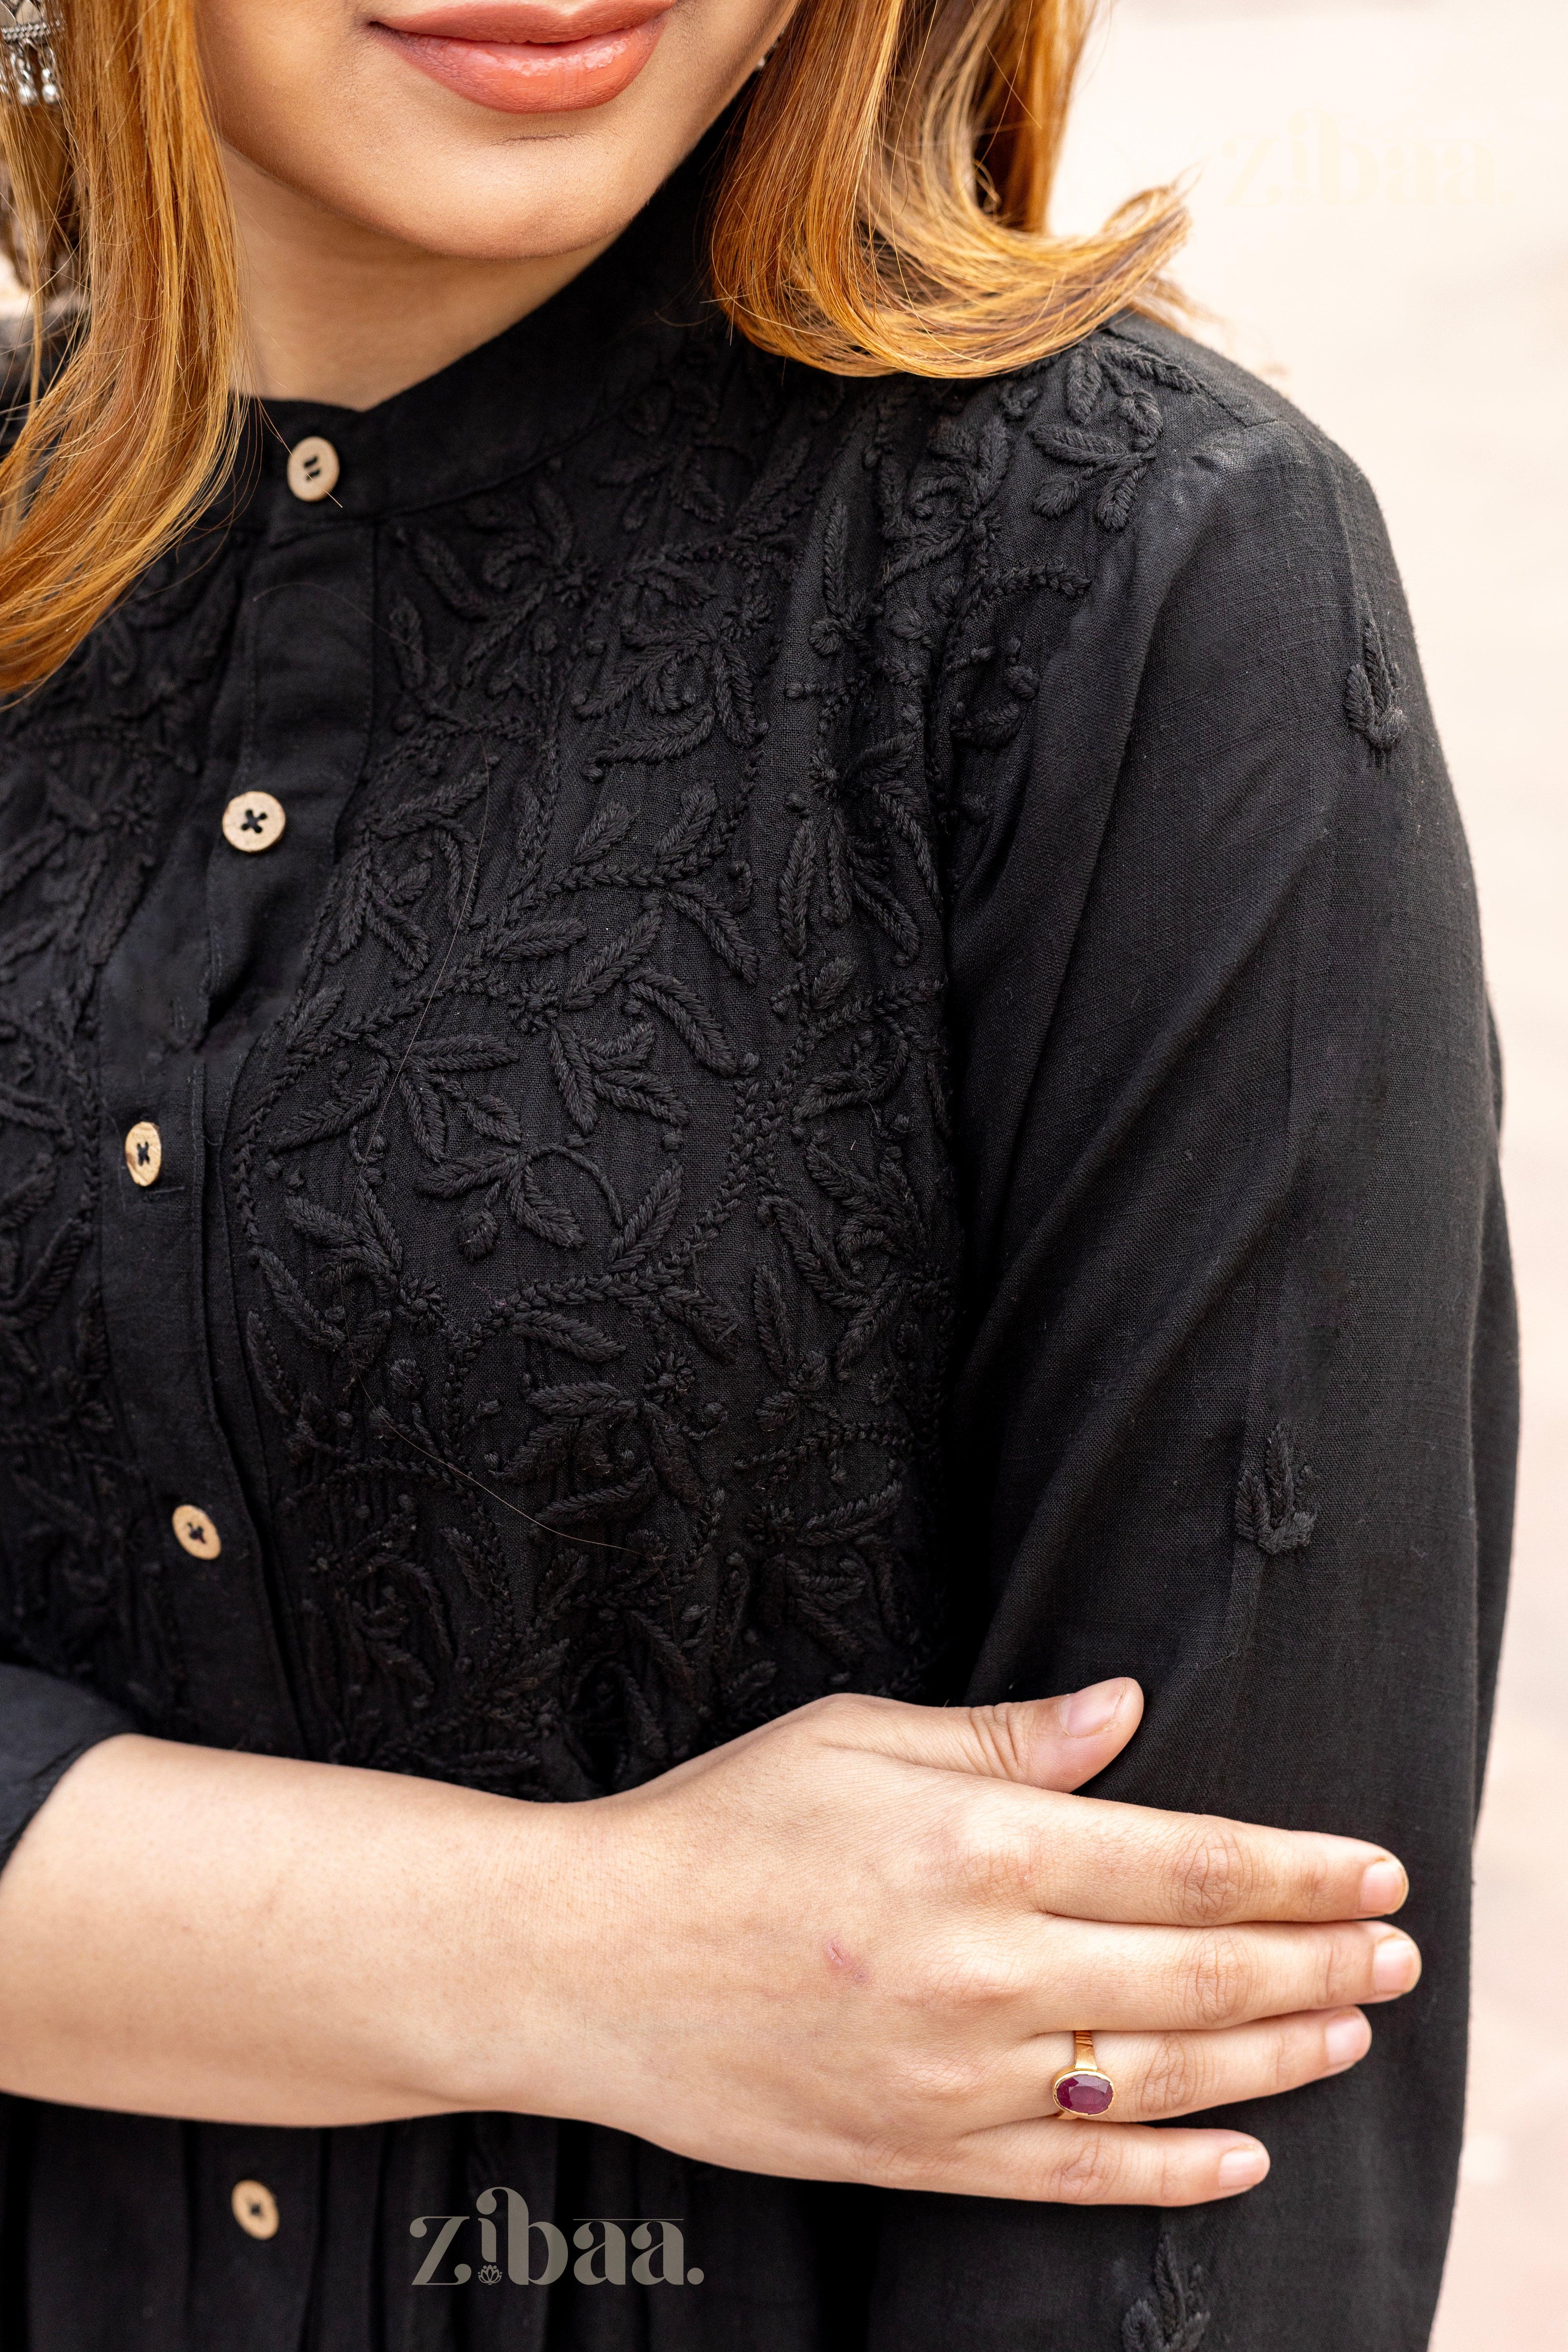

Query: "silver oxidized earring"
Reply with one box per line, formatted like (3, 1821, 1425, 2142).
(0, 2, 58, 105)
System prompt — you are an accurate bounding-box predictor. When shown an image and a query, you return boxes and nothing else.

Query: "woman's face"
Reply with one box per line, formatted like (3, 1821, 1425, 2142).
(198, 0, 795, 261)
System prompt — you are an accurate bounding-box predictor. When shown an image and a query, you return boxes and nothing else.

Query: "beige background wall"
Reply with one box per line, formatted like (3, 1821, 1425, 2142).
(1056, 3, 1567, 2339)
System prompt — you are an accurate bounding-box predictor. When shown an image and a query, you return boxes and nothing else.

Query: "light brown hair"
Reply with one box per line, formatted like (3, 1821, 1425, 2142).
(0, 0, 1183, 693)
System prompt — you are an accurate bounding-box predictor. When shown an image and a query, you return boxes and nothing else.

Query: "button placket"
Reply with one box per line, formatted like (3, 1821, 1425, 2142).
(192, 519, 376, 1739)
(91, 480, 373, 1759)
(94, 1054, 297, 1751)
(201, 525, 374, 1053)
(189, 2123, 320, 2339)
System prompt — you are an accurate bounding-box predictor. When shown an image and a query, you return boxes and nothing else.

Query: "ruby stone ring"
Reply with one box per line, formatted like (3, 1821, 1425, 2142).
(1051, 2031, 1116, 2118)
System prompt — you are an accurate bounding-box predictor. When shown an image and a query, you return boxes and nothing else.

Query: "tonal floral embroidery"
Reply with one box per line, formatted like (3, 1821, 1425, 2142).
(1122, 2234, 1213, 2352)
(0, 321, 1198, 1795)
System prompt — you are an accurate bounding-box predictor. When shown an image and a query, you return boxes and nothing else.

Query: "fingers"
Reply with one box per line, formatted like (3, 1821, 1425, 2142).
(987, 1785, 1407, 1927)
(1044, 2006, 1371, 2125)
(1024, 1914, 1421, 2034)
(824, 1681, 1145, 1793)
(950, 2005, 1371, 2138)
(818, 1693, 1408, 1927)
(905, 2118, 1270, 2207)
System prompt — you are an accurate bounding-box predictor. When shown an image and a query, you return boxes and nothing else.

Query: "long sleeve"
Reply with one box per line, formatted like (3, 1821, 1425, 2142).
(0, 1666, 133, 1875)
(865, 359, 1517, 2348)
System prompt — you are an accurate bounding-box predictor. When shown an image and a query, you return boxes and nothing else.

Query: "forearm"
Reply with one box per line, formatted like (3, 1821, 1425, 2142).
(0, 1684, 1424, 2218)
(0, 1733, 582, 2127)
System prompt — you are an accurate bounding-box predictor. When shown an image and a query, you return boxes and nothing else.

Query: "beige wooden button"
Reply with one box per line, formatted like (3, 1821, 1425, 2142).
(286, 435, 339, 503)
(172, 1505, 221, 1561)
(124, 1120, 162, 1187)
(231, 2179, 279, 2241)
(221, 791, 287, 854)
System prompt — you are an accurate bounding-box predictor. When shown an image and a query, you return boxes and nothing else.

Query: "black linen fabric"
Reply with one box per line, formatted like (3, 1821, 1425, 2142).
(0, 146, 1514, 2352)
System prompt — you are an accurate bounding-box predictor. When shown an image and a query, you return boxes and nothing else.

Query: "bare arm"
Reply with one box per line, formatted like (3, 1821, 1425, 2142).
(0, 1730, 581, 2127)
(0, 1682, 1418, 2206)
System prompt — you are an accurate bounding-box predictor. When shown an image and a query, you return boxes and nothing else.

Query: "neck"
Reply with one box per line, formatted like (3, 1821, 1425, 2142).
(224, 143, 614, 410)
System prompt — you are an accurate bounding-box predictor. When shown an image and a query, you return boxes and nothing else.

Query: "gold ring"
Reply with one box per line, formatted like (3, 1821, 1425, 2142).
(1051, 2029, 1116, 2118)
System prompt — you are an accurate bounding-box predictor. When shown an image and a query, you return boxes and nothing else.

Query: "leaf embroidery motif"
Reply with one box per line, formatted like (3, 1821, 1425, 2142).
(1345, 610, 1408, 756)
(1122, 2236, 1212, 2352)
(1235, 1422, 1318, 1557)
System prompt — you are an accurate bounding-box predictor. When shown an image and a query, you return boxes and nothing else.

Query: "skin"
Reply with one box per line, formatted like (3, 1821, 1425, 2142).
(0, 2, 1424, 2208)
(200, 0, 799, 406)
(0, 1683, 1416, 2203)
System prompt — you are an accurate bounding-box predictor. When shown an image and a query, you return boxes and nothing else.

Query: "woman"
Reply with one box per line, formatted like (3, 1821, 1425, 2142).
(0, 0, 1514, 2345)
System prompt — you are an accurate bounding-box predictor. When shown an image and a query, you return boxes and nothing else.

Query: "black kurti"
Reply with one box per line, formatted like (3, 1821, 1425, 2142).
(0, 142, 1515, 2352)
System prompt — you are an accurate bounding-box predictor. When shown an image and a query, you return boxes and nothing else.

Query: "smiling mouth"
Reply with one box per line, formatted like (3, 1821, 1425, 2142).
(369, 1, 676, 114)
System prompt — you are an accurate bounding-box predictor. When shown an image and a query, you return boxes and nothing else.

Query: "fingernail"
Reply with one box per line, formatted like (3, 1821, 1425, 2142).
(1065, 1679, 1125, 1736)
(1372, 1932, 1421, 1994)
(1358, 1858, 1407, 1915)
(1324, 2011, 1371, 2068)
(1217, 2144, 1269, 2191)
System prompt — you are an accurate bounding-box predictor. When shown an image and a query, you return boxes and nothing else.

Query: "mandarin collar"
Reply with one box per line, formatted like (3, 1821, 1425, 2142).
(241, 130, 717, 534)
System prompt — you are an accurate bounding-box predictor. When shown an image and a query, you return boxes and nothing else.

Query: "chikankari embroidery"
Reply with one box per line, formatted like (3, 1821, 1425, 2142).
(1235, 1421, 1318, 1557)
(1122, 2234, 1212, 2352)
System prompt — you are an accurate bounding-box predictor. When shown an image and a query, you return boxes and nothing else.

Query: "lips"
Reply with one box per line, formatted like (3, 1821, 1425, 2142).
(370, 0, 677, 114)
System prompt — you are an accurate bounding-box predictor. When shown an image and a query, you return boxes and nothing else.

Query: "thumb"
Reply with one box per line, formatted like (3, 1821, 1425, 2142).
(843, 1677, 1144, 1793)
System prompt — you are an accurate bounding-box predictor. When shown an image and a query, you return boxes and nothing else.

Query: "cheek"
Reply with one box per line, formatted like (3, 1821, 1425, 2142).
(198, 0, 371, 202)
(197, 0, 356, 142)
(199, 0, 789, 263)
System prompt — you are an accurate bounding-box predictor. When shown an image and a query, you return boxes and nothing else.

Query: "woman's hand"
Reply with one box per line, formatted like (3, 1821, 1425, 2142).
(494, 1679, 1415, 2207)
(0, 1678, 1412, 2201)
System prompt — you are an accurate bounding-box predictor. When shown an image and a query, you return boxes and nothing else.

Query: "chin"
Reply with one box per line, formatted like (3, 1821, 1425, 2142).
(236, 28, 727, 264)
(345, 154, 647, 262)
